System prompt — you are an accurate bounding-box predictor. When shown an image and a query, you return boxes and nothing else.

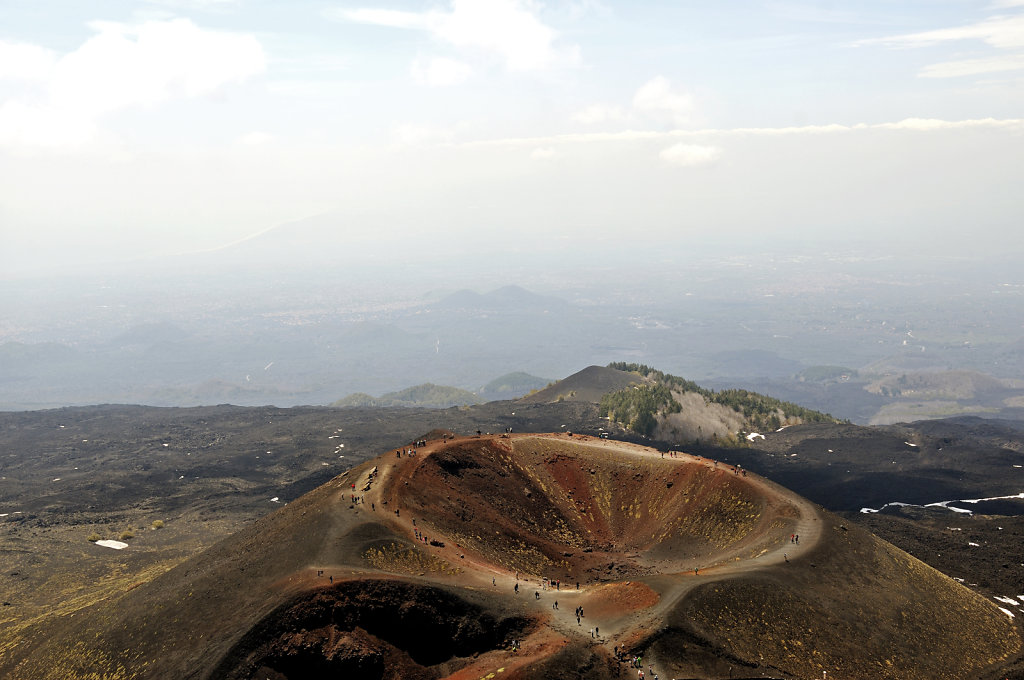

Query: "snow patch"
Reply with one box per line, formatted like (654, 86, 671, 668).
(95, 540, 128, 550)
(968, 542, 980, 546)
(861, 492, 1024, 515)
(904, 442, 918, 447)
(995, 596, 1019, 605)
(999, 607, 1015, 619)
(860, 502, 912, 514)
(746, 432, 764, 441)
(270, 497, 280, 502)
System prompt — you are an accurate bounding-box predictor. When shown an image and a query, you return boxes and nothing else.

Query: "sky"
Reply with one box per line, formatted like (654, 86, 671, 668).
(1, 0, 1023, 276)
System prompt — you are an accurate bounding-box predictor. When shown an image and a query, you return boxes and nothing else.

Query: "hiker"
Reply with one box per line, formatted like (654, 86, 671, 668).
(595, 626, 599, 637)
(493, 578, 496, 586)
(535, 591, 540, 600)
(514, 583, 519, 594)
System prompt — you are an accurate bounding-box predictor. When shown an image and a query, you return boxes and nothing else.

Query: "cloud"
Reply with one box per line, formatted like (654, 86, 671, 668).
(919, 53, 1024, 77)
(334, 0, 580, 73)
(659, 143, 721, 167)
(574, 77, 695, 129)
(856, 13, 1024, 77)
(0, 41, 57, 81)
(237, 131, 274, 146)
(858, 14, 1024, 50)
(572, 103, 626, 125)
(141, 0, 241, 9)
(392, 123, 455, 146)
(530, 146, 559, 160)
(411, 55, 474, 86)
(467, 117, 1024, 150)
(0, 18, 265, 148)
(632, 76, 694, 126)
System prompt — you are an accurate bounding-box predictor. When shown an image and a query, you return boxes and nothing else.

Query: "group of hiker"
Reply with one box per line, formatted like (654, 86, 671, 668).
(614, 648, 657, 679)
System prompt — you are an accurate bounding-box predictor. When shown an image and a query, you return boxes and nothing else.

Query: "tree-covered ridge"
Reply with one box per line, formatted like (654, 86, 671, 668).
(598, 383, 681, 436)
(604, 362, 841, 435)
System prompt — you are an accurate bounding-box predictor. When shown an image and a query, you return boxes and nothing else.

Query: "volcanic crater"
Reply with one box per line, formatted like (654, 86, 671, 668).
(9, 433, 1021, 680)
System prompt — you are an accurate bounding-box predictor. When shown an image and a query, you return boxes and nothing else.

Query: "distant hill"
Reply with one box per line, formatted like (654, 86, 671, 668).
(478, 371, 552, 400)
(518, 365, 649, 405)
(865, 369, 1008, 400)
(595, 363, 841, 443)
(332, 383, 481, 408)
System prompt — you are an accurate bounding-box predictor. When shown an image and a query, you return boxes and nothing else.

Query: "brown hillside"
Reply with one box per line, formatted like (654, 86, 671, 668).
(3, 434, 1019, 680)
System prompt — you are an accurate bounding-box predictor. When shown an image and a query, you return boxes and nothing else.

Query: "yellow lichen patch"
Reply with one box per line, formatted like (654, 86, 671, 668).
(363, 543, 461, 576)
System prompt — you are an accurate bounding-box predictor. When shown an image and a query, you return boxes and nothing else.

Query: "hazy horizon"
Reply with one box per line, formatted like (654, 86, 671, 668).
(2, 1, 1023, 420)
(2, 1, 1023, 277)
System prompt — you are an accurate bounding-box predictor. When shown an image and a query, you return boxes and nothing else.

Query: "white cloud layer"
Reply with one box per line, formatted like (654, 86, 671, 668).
(470, 117, 1024, 150)
(335, 0, 580, 73)
(659, 143, 721, 167)
(0, 18, 265, 147)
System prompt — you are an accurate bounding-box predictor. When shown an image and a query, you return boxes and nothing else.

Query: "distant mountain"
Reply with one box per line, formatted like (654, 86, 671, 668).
(434, 285, 569, 312)
(518, 365, 649, 405)
(332, 383, 481, 408)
